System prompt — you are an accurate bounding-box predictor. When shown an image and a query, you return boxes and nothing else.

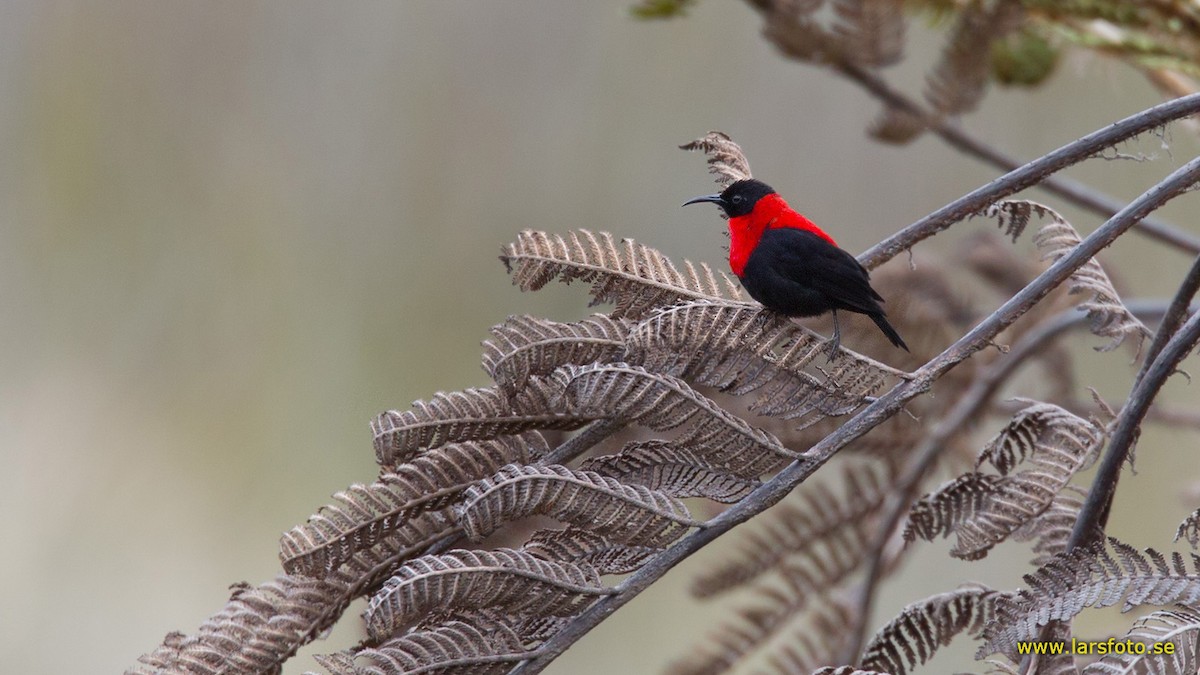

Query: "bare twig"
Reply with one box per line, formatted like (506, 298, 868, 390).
(858, 93, 1200, 269)
(1068, 253, 1200, 551)
(840, 299, 1174, 663)
(835, 63, 1200, 257)
(510, 151, 1200, 675)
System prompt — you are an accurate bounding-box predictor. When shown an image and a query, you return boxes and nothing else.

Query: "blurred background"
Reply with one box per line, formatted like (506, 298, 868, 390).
(2, 3, 1199, 673)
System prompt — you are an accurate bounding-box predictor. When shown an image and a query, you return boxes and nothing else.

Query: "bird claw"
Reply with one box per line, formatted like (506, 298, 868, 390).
(824, 335, 841, 362)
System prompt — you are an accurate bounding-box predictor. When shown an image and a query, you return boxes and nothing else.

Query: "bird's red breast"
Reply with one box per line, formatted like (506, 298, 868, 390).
(727, 193, 838, 276)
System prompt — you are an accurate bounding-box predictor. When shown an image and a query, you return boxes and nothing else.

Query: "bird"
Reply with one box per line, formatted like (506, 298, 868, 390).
(683, 178, 908, 358)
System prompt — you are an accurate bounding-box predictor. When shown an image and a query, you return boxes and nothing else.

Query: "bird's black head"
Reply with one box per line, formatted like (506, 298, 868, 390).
(683, 179, 776, 218)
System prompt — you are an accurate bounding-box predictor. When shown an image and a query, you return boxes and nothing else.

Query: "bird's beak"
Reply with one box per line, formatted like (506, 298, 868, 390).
(682, 194, 724, 207)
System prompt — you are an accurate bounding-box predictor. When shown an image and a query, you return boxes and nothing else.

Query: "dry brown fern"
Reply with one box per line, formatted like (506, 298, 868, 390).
(580, 439, 760, 503)
(500, 229, 744, 319)
(691, 460, 891, 598)
(363, 548, 613, 641)
(370, 379, 584, 466)
(906, 400, 1102, 560)
(859, 585, 1005, 675)
(982, 537, 1200, 659)
(458, 464, 699, 548)
(679, 131, 753, 185)
(482, 314, 629, 395)
(313, 619, 528, 675)
(280, 434, 544, 577)
(1177, 508, 1200, 548)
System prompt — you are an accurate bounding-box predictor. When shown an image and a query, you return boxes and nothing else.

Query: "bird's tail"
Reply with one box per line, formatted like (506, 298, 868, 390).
(871, 313, 909, 352)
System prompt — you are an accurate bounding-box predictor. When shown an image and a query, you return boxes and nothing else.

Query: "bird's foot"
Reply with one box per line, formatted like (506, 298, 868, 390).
(824, 334, 841, 361)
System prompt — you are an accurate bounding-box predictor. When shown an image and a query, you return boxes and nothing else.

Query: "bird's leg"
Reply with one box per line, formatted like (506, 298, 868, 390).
(826, 310, 842, 360)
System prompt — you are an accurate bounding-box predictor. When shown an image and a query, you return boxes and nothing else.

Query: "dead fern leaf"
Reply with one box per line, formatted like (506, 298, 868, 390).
(316, 620, 528, 675)
(363, 548, 612, 641)
(860, 585, 1004, 675)
(371, 378, 586, 465)
(459, 464, 698, 548)
(669, 587, 853, 675)
(1084, 607, 1200, 675)
(978, 200, 1151, 354)
(1177, 508, 1200, 548)
(1034, 217, 1152, 354)
(581, 439, 760, 503)
(555, 363, 798, 477)
(925, 0, 1024, 116)
(482, 314, 629, 395)
(1010, 487, 1086, 567)
(523, 528, 662, 575)
(812, 668, 891, 675)
(831, 0, 906, 68)
(627, 301, 898, 423)
(912, 398, 1099, 557)
(500, 229, 744, 319)
(869, 105, 926, 144)
(692, 461, 889, 597)
(281, 435, 542, 577)
(982, 537, 1200, 659)
(904, 473, 1002, 544)
(761, 1, 840, 65)
(680, 131, 753, 185)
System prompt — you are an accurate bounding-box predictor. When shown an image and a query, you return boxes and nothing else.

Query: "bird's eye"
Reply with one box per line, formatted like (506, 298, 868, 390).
(731, 195, 743, 204)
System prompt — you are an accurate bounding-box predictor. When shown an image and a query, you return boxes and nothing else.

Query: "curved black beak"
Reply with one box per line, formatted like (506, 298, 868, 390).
(682, 193, 725, 208)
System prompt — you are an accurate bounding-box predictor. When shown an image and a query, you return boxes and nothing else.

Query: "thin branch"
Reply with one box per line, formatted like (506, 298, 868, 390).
(509, 152, 1200, 675)
(840, 299, 1174, 664)
(836, 63, 1200, 257)
(857, 93, 1200, 269)
(1068, 256, 1200, 551)
(1137, 255, 1200, 381)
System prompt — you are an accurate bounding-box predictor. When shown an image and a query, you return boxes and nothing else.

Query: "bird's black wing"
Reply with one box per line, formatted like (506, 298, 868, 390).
(758, 228, 886, 315)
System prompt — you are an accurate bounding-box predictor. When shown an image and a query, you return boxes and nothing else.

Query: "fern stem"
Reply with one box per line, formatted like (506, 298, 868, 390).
(1137, 254, 1200, 382)
(1069, 255, 1200, 551)
(835, 61, 1200, 258)
(511, 152, 1200, 675)
(856, 92, 1200, 270)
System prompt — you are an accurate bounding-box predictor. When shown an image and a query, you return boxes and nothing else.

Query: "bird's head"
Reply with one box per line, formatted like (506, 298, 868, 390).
(682, 179, 776, 218)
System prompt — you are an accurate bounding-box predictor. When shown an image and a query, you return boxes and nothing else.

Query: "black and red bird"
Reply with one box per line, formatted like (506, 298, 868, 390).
(684, 179, 908, 357)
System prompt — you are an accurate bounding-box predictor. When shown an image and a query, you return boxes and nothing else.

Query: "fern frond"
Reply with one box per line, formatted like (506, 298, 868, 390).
(904, 473, 1001, 544)
(692, 461, 889, 597)
(524, 527, 661, 575)
(555, 363, 797, 477)
(982, 538, 1200, 658)
(581, 440, 760, 503)
(979, 399, 1101, 475)
(363, 548, 612, 641)
(318, 620, 528, 675)
(669, 587, 852, 675)
(1177, 508, 1200, 548)
(500, 229, 744, 319)
(1034, 217, 1152, 354)
(281, 435, 541, 577)
(482, 314, 629, 395)
(758, 597, 857, 675)
(868, 104, 925, 144)
(680, 131, 753, 185)
(860, 585, 1003, 675)
(627, 301, 898, 423)
(459, 464, 698, 547)
(812, 668, 890, 675)
(925, 0, 1024, 116)
(761, 1, 839, 65)
(1084, 608, 1200, 675)
(978, 200, 1151, 353)
(953, 401, 1102, 560)
(372, 378, 584, 465)
(831, 0, 906, 68)
(1010, 487, 1086, 567)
